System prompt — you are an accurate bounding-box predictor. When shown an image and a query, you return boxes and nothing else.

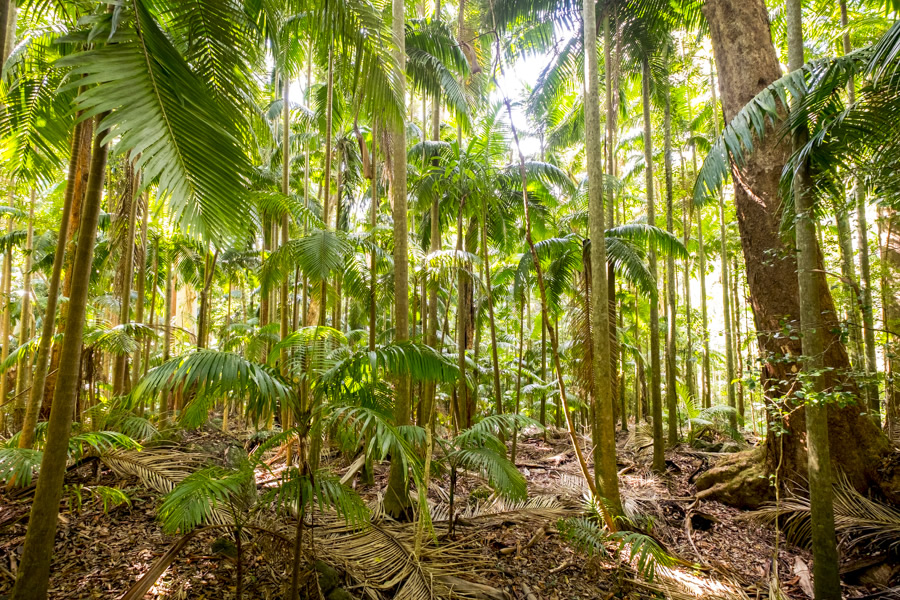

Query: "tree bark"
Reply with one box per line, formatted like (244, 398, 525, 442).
(883, 209, 900, 435)
(786, 2, 841, 594)
(11, 118, 109, 600)
(132, 191, 150, 387)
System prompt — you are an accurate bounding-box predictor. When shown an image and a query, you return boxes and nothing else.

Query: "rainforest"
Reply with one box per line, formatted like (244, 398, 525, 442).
(0, 0, 899, 599)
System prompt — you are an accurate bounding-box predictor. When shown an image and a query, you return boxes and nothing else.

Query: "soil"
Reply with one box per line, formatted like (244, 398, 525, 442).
(0, 426, 895, 599)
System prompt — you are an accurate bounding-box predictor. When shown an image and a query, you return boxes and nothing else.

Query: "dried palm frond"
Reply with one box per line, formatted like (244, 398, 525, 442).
(314, 518, 488, 600)
(429, 494, 573, 525)
(623, 570, 754, 600)
(100, 448, 210, 494)
(745, 472, 900, 550)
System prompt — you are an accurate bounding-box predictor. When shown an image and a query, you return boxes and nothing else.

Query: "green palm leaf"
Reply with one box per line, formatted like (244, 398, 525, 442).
(59, 0, 253, 243)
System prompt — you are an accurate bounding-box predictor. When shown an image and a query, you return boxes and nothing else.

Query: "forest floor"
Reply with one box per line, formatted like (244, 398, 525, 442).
(0, 425, 895, 599)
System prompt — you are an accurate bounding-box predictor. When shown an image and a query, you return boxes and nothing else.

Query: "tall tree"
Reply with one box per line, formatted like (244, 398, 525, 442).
(384, 0, 412, 520)
(698, 0, 889, 508)
(785, 0, 841, 593)
(11, 118, 109, 600)
(584, 0, 622, 510)
(642, 56, 665, 473)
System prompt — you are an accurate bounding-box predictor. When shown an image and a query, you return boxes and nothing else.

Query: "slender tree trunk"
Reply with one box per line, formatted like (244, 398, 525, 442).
(642, 57, 665, 473)
(581, 5, 622, 509)
(142, 236, 158, 379)
(131, 191, 149, 387)
(20, 120, 85, 448)
(786, 2, 841, 594)
(384, 0, 411, 519)
(710, 66, 737, 432)
(319, 44, 335, 328)
(698, 209, 711, 409)
(663, 77, 679, 446)
(0, 0, 14, 64)
(454, 207, 468, 431)
(112, 164, 138, 395)
(161, 253, 173, 419)
(43, 117, 92, 417)
(883, 210, 900, 434)
(481, 212, 503, 421)
(511, 299, 525, 460)
(1, 214, 12, 418)
(281, 74, 291, 375)
(733, 256, 745, 419)
(11, 118, 109, 600)
(369, 122, 379, 352)
(13, 190, 34, 432)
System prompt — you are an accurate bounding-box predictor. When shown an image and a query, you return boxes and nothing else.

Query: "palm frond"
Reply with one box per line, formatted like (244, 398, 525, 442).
(60, 0, 254, 243)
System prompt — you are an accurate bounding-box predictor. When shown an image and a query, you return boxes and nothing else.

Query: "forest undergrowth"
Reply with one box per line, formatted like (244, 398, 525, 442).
(4, 423, 890, 600)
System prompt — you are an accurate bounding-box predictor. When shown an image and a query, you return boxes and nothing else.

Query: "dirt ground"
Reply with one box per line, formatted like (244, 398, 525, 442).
(0, 426, 893, 599)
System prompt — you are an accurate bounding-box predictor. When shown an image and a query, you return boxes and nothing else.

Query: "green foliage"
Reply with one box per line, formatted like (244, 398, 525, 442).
(0, 447, 43, 487)
(59, 0, 254, 244)
(558, 512, 674, 581)
(158, 465, 253, 534)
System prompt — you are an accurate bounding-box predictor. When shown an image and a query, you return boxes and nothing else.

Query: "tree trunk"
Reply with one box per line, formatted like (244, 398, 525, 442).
(481, 211, 504, 423)
(384, 0, 411, 520)
(583, 1, 622, 511)
(132, 191, 150, 387)
(883, 209, 900, 435)
(0, 214, 12, 419)
(13, 190, 34, 432)
(20, 119, 85, 448)
(112, 162, 138, 396)
(42, 117, 92, 417)
(698, 207, 711, 409)
(710, 66, 737, 433)
(697, 0, 889, 508)
(11, 117, 109, 600)
(663, 78, 679, 446)
(642, 57, 665, 473)
(786, 3, 841, 594)
(0, 0, 14, 64)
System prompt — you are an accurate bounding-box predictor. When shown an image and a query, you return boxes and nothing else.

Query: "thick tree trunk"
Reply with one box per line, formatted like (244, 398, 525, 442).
(11, 118, 109, 600)
(697, 0, 890, 508)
